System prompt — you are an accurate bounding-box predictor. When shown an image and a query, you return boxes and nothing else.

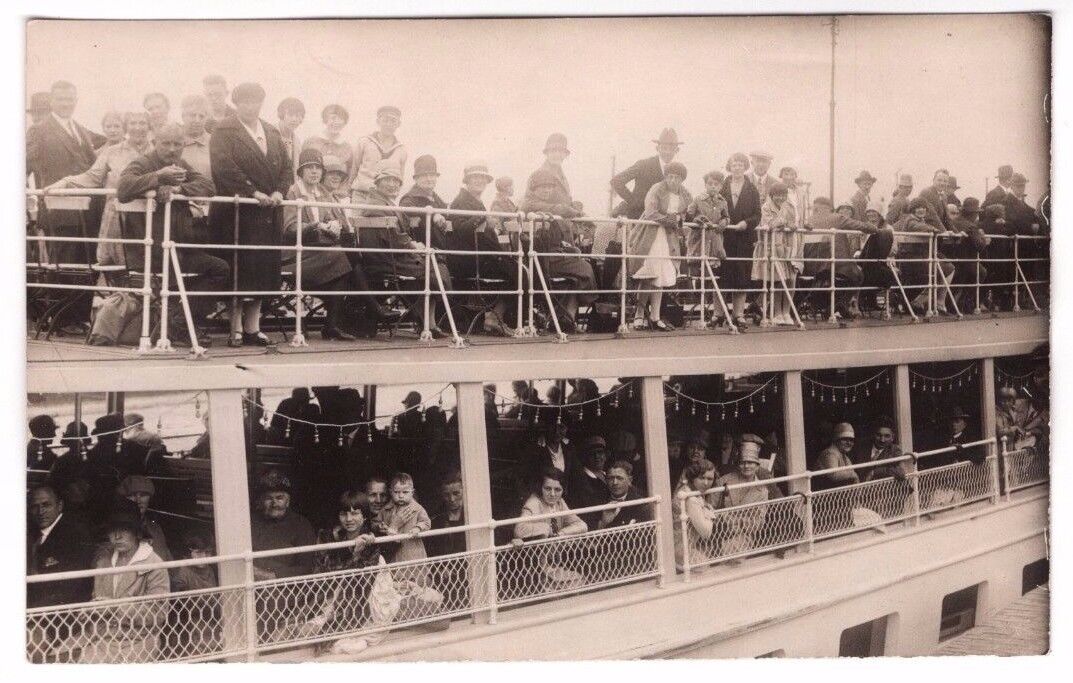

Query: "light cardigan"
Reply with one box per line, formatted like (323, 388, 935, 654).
(627, 179, 692, 278)
(514, 495, 587, 539)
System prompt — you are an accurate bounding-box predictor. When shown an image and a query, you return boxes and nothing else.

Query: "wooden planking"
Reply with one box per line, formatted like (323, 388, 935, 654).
(934, 585, 1049, 656)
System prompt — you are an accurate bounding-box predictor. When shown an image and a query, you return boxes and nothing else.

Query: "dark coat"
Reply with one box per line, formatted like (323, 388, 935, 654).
(356, 188, 428, 281)
(26, 116, 103, 263)
(208, 116, 293, 292)
(600, 487, 653, 528)
(399, 186, 450, 250)
(27, 513, 95, 607)
(917, 186, 950, 231)
(719, 177, 762, 289)
(116, 151, 216, 271)
(565, 466, 611, 529)
(852, 441, 909, 481)
(610, 156, 665, 220)
(448, 188, 514, 282)
(983, 186, 1010, 210)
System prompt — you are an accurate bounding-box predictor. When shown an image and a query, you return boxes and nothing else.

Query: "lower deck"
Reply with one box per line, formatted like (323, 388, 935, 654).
(933, 584, 1049, 656)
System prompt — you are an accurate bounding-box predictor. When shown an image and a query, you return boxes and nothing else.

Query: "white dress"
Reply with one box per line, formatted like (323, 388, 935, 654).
(633, 194, 680, 287)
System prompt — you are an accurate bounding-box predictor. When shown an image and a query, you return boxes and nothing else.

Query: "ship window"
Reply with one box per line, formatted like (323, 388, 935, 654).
(839, 614, 890, 657)
(801, 365, 896, 470)
(1023, 559, 1049, 594)
(939, 584, 980, 641)
(909, 360, 982, 456)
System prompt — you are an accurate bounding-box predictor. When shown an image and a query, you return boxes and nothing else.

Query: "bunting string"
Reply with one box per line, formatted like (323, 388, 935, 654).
(663, 376, 779, 420)
(803, 368, 890, 404)
(908, 364, 977, 394)
(485, 380, 637, 424)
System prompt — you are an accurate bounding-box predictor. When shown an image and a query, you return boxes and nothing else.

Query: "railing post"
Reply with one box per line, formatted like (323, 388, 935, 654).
(514, 212, 526, 337)
(155, 196, 174, 351)
(206, 389, 254, 661)
(290, 202, 307, 347)
(908, 461, 922, 526)
(827, 231, 837, 323)
(989, 441, 1002, 504)
(454, 382, 496, 625)
(527, 218, 537, 335)
(640, 376, 676, 585)
(698, 224, 707, 329)
(678, 490, 691, 582)
(974, 252, 982, 314)
(926, 234, 938, 318)
(652, 496, 666, 587)
(1012, 235, 1022, 312)
(421, 207, 433, 342)
(618, 220, 629, 335)
(803, 477, 815, 552)
(1000, 435, 1011, 501)
(138, 193, 155, 353)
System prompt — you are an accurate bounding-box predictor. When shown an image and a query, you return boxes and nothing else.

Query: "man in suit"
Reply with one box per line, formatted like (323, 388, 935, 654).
(610, 128, 682, 219)
(566, 436, 612, 529)
(886, 174, 914, 224)
(917, 169, 952, 231)
(26, 80, 105, 266)
(597, 460, 652, 528)
(747, 150, 778, 203)
(849, 170, 877, 221)
(27, 485, 94, 608)
(854, 415, 909, 481)
(202, 74, 236, 134)
(984, 164, 1015, 208)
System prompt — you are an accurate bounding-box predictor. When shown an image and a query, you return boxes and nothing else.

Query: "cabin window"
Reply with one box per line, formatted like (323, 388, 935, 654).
(1022, 559, 1049, 594)
(939, 584, 980, 641)
(800, 365, 896, 470)
(908, 360, 982, 456)
(839, 614, 890, 657)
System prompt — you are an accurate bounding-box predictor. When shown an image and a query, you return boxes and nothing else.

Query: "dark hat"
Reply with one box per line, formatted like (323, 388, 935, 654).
(377, 105, 402, 120)
(908, 197, 929, 213)
(28, 92, 50, 115)
(321, 103, 349, 124)
(961, 197, 981, 215)
(291, 387, 311, 402)
(1010, 173, 1028, 186)
(664, 161, 688, 180)
(812, 196, 834, 209)
(983, 203, 1006, 221)
(769, 181, 789, 197)
(947, 176, 961, 190)
(543, 133, 570, 155)
(116, 474, 155, 497)
(231, 82, 266, 105)
(529, 168, 560, 190)
(854, 170, 878, 184)
(581, 435, 609, 455)
(104, 499, 144, 537)
(257, 469, 292, 495)
(296, 148, 324, 175)
(946, 406, 971, 421)
(413, 154, 439, 178)
(652, 128, 683, 146)
(93, 413, 125, 436)
(897, 173, 914, 187)
(996, 164, 1014, 181)
(683, 425, 710, 448)
(402, 390, 422, 407)
(29, 414, 58, 437)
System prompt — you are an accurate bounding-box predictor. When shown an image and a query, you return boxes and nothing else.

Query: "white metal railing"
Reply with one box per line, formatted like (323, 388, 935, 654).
(1001, 436, 1049, 493)
(26, 188, 1049, 355)
(674, 437, 1028, 577)
(25, 496, 661, 662)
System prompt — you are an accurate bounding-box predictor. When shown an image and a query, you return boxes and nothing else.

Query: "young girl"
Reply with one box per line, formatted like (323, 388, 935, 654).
(686, 170, 730, 277)
(628, 161, 691, 331)
(753, 182, 802, 325)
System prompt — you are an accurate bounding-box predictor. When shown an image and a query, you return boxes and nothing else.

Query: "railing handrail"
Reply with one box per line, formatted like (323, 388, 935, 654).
(490, 494, 659, 528)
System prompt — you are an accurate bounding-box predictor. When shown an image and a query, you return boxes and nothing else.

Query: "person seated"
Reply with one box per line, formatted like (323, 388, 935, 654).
(449, 161, 519, 337)
(172, 531, 218, 593)
(596, 460, 652, 529)
(801, 197, 877, 319)
(250, 470, 316, 581)
(672, 459, 718, 569)
(710, 446, 769, 557)
(996, 386, 1044, 451)
(853, 415, 909, 482)
(672, 424, 710, 486)
(116, 474, 173, 563)
(283, 148, 360, 340)
(27, 485, 94, 609)
(488, 176, 518, 233)
(518, 169, 597, 333)
(812, 422, 860, 490)
(270, 388, 320, 445)
(566, 435, 612, 529)
(27, 414, 59, 470)
(930, 406, 986, 467)
(58, 500, 170, 663)
(358, 159, 452, 339)
(425, 474, 469, 610)
(890, 197, 947, 313)
(944, 197, 990, 312)
(513, 466, 588, 541)
(857, 203, 897, 314)
(169, 531, 220, 657)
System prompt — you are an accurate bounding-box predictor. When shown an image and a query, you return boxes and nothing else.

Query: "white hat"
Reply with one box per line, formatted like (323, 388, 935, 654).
(834, 422, 855, 440)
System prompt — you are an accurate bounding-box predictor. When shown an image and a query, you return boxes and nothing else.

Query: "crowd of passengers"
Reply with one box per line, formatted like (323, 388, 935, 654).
(27, 78, 1049, 346)
(26, 366, 1048, 659)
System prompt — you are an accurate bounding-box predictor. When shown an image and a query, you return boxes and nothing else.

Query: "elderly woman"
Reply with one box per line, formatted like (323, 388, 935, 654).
(627, 161, 691, 331)
(46, 111, 152, 267)
(302, 105, 353, 182)
(352, 106, 408, 201)
(284, 148, 358, 341)
(99, 111, 125, 150)
(720, 153, 763, 325)
(359, 159, 451, 339)
(754, 182, 803, 326)
(60, 502, 170, 663)
(672, 459, 718, 570)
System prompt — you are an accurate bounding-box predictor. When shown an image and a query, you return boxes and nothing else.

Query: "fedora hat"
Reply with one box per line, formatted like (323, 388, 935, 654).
(543, 133, 570, 155)
(996, 164, 1014, 181)
(854, 170, 878, 184)
(652, 128, 683, 146)
(947, 176, 961, 190)
(946, 405, 971, 421)
(413, 154, 439, 178)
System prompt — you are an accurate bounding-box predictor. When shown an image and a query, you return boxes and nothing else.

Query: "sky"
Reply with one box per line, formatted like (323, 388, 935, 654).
(26, 14, 1050, 212)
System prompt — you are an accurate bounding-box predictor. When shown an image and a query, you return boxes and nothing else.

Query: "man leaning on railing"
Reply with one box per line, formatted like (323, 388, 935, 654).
(116, 122, 230, 346)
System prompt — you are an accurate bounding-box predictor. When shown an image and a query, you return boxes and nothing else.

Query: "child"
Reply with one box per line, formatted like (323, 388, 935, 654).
(489, 176, 518, 235)
(377, 472, 432, 564)
(172, 532, 219, 592)
(753, 182, 801, 325)
(686, 170, 730, 276)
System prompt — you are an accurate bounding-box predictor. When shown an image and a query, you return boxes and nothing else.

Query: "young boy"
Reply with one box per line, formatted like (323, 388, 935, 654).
(378, 472, 432, 564)
(686, 170, 730, 277)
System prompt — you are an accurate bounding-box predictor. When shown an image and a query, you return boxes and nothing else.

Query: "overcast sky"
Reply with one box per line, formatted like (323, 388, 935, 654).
(26, 15, 1050, 210)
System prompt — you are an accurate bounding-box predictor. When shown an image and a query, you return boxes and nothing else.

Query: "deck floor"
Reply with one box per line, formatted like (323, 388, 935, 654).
(933, 585, 1049, 656)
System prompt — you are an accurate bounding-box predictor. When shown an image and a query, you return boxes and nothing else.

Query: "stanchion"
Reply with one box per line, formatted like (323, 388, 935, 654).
(1013, 235, 1021, 312)
(827, 231, 837, 323)
(291, 204, 307, 347)
(155, 197, 174, 352)
(421, 207, 433, 342)
(138, 193, 156, 352)
(617, 220, 630, 335)
(514, 212, 526, 337)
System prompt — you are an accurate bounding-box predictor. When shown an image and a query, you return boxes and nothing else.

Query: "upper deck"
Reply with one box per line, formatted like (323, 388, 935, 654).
(27, 310, 1048, 393)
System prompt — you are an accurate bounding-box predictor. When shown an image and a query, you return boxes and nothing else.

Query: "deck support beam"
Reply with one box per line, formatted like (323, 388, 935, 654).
(206, 388, 254, 661)
(782, 371, 808, 492)
(640, 376, 677, 585)
(455, 381, 497, 623)
(894, 364, 914, 454)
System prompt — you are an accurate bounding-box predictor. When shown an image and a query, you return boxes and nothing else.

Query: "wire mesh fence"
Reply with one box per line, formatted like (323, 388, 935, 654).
(1004, 447, 1048, 492)
(915, 457, 997, 513)
(690, 493, 809, 566)
(812, 476, 917, 539)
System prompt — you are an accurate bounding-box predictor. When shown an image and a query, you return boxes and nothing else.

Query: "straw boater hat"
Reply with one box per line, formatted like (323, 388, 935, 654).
(463, 161, 494, 183)
(652, 128, 683, 146)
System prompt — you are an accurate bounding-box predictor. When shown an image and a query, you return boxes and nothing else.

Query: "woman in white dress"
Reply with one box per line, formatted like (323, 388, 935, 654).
(627, 162, 691, 331)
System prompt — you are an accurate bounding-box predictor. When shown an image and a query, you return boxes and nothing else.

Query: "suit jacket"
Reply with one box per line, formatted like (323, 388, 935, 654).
(852, 441, 910, 481)
(600, 487, 653, 528)
(747, 173, 778, 204)
(611, 156, 664, 219)
(27, 513, 95, 607)
(983, 186, 1009, 210)
(565, 466, 611, 529)
(26, 116, 102, 241)
(917, 186, 950, 230)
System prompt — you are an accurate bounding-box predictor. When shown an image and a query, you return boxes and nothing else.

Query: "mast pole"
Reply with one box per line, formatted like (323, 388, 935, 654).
(829, 15, 838, 201)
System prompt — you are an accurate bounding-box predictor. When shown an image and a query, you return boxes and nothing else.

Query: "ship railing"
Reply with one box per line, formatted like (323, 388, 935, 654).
(25, 497, 661, 662)
(676, 437, 1010, 578)
(1000, 435, 1049, 494)
(25, 188, 1049, 354)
